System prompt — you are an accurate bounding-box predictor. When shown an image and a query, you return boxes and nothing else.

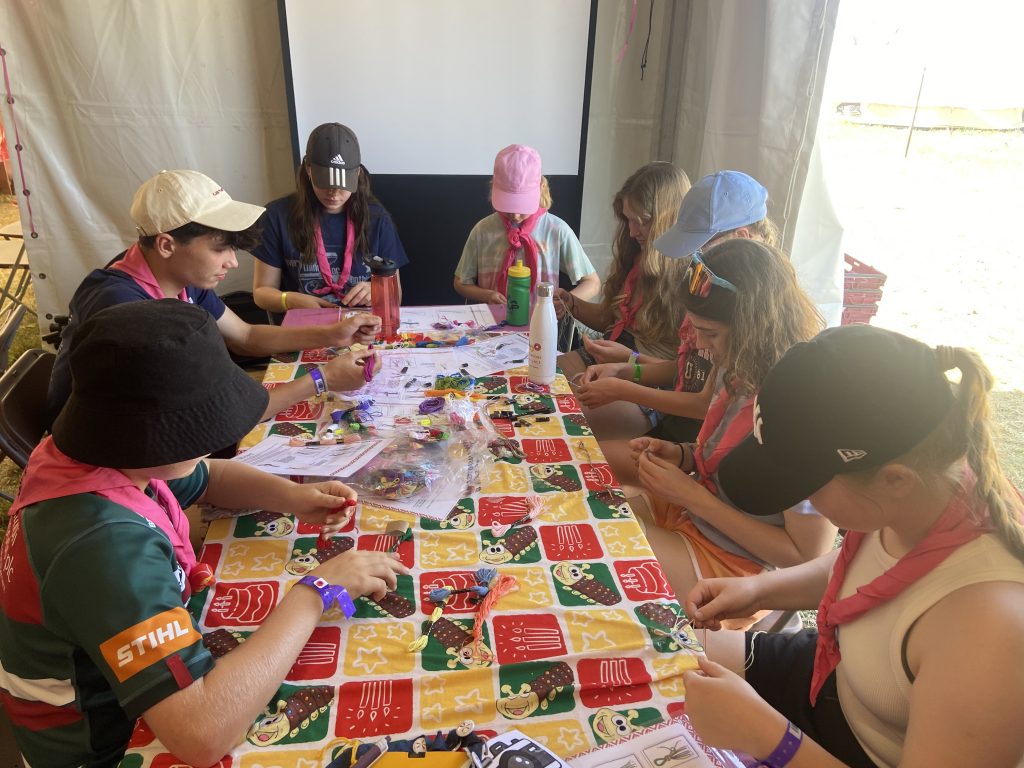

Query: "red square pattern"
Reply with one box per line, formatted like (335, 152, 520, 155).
(357, 533, 414, 568)
(478, 496, 532, 527)
(287, 626, 342, 681)
(581, 463, 617, 491)
(297, 514, 355, 535)
(614, 560, 675, 601)
(521, 438, 572, 464)
(539, 524, 604, 561)
(198, 543, 222, 571)
(577, 657, 652, 707)
(418, 571, 483, 614)
(301, 348, 333, 363)
(205, 581, 279, 627)
(553, 394, 581, 414)
(275, 400, 325, 421)
(336, 679, 413, 737)
(508, 376, 550, 394)
(492, 614, 567, 663)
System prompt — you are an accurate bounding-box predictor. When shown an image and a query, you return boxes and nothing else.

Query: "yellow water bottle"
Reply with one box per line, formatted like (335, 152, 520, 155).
(506, 259, 531, 326)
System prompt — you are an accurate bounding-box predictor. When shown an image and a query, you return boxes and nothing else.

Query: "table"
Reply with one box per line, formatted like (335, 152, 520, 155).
(119, 358, 700, 768)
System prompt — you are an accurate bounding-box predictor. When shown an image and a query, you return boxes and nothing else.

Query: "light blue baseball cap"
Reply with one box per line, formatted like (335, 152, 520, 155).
(654, 171, 768, 258)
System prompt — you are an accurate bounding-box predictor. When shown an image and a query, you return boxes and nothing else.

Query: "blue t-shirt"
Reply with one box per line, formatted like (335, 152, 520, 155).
(46, 254, 227, 425)
(252, 195, 409, 303)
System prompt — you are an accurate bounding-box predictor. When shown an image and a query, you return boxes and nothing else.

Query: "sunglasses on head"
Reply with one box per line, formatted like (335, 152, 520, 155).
(685, 251, 738, 298)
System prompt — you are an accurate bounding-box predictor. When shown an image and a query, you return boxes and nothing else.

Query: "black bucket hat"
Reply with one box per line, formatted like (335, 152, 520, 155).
(717, 325, 955, 516)
(52, 300, 269, 468)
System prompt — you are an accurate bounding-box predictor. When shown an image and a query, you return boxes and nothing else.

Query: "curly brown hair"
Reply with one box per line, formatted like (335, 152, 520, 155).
(602, 162, 692, 348)
(688, 239, 824, 397)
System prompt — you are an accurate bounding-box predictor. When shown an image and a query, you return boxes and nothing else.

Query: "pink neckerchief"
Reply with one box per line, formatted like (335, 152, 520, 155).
(809, 470, 994, 704)
(609, 263, 642, 341)
(11, 437, 199, 600)
(676, 317, 696, 391)
(692, 385, 754, 496)
(498, 208, 546, 296)
(109, 243, 189, 301)
(311, 213, 356, 301)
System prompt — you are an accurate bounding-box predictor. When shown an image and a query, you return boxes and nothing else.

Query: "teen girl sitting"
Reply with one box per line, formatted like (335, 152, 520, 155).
(453, 144, 599, 310)
(253, 122, 408, 314)
(629, 239, 835, 621)
(556, 162, 692, 374)
(681, 325, 1024, 768)
(577, 171, 779, 470)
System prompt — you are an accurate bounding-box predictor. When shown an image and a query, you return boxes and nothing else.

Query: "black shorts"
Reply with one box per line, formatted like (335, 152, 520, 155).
(646, 413, 703, 443)
(744, 629, 877, 768)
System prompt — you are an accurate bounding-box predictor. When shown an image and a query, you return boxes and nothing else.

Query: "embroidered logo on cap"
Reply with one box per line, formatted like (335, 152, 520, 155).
(752, 399, 765, 445)
(837, 448, 867, 463)
(330, 154, 345, 166)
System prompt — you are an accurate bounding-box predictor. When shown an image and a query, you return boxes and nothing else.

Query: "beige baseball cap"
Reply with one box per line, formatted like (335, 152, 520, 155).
(130, 170, 265, 236)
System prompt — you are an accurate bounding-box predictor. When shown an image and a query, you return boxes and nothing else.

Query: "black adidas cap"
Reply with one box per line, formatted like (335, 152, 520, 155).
(306, 122, 361, 191)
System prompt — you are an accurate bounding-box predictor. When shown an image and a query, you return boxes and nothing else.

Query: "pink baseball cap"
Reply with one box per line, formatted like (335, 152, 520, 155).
(492, 145, 542, 215)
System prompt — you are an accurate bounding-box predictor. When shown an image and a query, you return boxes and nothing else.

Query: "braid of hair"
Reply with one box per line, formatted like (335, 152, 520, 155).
(948, 347, 1024, 562)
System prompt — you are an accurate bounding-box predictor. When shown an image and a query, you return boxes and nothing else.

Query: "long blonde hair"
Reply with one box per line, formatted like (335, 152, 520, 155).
(694, 239, 824, 396)
(603, 163, 691, 347)
(884, 348, 1024, 561)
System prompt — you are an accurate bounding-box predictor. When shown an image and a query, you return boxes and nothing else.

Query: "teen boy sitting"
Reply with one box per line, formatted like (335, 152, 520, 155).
(1, 300, 407, 767)
(46, 169, 381, 426)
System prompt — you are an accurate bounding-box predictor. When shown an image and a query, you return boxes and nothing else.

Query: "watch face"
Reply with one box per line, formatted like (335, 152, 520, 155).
(312, 577, 329, 589)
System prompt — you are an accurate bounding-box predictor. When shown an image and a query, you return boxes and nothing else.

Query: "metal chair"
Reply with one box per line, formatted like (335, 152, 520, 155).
(0, 305, 26, 375)
(0, 348, 55, 469)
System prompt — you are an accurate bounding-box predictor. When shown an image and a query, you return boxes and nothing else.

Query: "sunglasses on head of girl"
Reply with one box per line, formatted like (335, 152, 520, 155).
(686, 251, 738, 298)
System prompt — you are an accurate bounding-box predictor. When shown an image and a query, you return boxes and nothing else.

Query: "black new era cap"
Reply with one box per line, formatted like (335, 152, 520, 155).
(718, 325, 956, 516)
(306, 122, 361, 191)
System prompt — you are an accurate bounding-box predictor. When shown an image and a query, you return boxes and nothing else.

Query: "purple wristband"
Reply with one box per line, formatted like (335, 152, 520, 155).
(759, 721, 803, 768)
(298, 575, 356, 618)
(309, 366, 327, 396)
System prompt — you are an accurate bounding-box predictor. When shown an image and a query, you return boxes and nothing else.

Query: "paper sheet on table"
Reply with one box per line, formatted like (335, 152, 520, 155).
(568, 717, 745, 768)
(232, 434, 391, 477)
(340, 348, 462, 401)
(452, 333, 530, 377)
(399, 304, 496, 332)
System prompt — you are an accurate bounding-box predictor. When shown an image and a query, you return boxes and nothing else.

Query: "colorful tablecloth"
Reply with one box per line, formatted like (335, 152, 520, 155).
(119, 355, 700, 768)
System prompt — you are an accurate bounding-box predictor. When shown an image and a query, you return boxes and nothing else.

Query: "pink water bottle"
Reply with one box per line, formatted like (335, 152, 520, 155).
(368, 256, 400, 338)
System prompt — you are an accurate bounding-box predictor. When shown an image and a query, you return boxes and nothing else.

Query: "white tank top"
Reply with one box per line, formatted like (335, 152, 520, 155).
(834, 532, 1024, 767)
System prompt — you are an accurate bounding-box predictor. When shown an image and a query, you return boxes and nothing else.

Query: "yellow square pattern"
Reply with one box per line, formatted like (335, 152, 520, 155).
(343, 623, 417, 676)
(219, 539, 290, 580)
(517, 718, 592, 756)
(418, 531, 480, 569)
(498, 566, 554, 609)
(597, 521, 654, 558)
(418, 667, 495, 728)
(565, 608, 647, 654)
(240, 749, 322, 768)
(539, 491, 590, 523)
(480, 463, 530, 495)
(261, 362, 299, 383)
(651, 653, 698, 698)
(203, 517, 233, 542)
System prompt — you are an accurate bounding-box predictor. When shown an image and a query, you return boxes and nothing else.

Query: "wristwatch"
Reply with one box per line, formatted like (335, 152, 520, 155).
(297, 575, 356, 618)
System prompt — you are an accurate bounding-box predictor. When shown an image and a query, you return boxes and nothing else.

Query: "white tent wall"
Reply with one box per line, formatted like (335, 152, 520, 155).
(653, 0, 843, 317)
(1, 0, 840, 329)
(0, 0, 292, 325)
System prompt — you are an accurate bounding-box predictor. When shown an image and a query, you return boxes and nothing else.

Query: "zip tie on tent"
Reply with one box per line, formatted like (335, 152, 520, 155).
(0, 43, 37, 237)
